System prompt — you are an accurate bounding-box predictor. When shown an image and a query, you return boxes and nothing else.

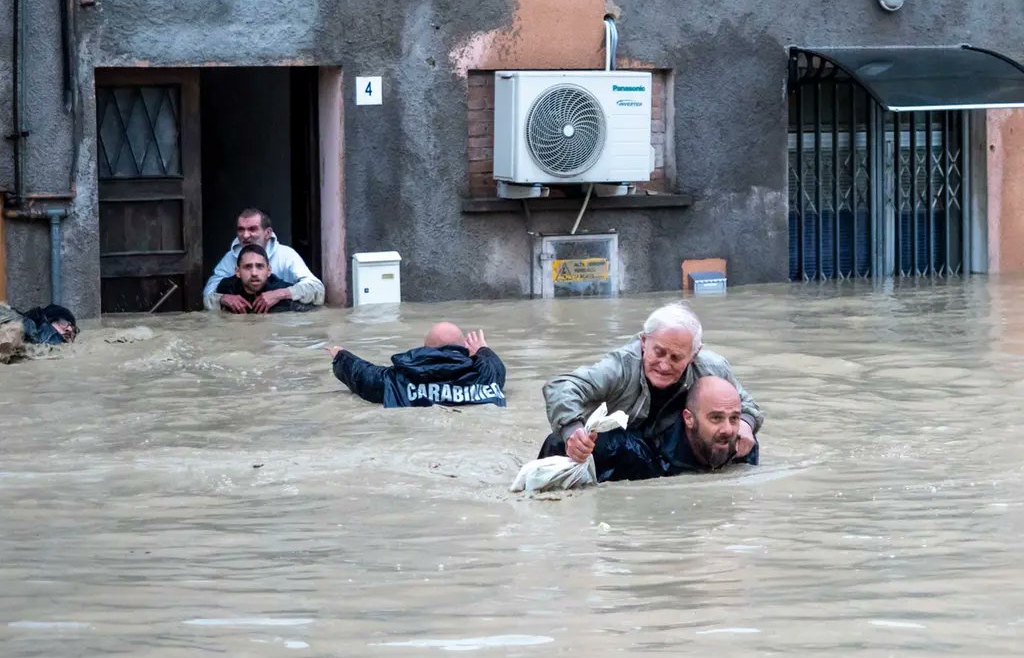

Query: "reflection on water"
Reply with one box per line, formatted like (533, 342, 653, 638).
(3, 276, 1024, 656)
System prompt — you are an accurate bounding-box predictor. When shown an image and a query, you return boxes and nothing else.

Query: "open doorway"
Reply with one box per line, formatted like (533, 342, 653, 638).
(200, 66, 322, 283)
(95, 66, 328, 313)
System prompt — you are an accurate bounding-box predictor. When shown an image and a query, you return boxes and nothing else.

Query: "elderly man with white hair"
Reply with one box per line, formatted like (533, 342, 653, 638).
(539, 301, 762, 464)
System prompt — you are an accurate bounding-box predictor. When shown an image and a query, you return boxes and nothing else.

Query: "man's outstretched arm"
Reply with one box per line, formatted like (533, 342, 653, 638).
(328, 346, 388, 404)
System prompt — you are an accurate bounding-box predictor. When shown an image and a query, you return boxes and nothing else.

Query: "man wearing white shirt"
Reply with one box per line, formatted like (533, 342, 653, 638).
(203, 208, 325, 313)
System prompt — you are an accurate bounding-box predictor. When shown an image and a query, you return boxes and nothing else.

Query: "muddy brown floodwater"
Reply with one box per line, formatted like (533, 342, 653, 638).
(3, 277, 1024, 656)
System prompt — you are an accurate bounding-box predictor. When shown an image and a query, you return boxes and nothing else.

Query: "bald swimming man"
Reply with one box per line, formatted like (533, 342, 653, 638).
(327, 322, 507, 407)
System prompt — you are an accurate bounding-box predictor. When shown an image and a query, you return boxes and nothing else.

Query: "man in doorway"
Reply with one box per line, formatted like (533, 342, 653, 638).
(213, 244, 315, 314)
(326, 322, 507, 407)
(538, 300, 762, 463)
(203, 207, 325, 313)
(579, 376, 759, 482)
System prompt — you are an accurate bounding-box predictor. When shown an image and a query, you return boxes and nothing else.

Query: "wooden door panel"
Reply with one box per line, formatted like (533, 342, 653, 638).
(100, 199, 184, 254)
(101, 275, 184, 315)
(100, 253, 190, 279)
(97, 68, 201, 312)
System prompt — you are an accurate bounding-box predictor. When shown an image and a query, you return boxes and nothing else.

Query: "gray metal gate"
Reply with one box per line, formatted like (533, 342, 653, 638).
(788, 51, 968, 280)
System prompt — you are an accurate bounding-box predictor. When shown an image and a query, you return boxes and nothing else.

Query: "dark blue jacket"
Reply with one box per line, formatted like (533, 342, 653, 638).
(658, 418, 759, 474)
(20, 305, 78, 345)
(21, 317, 65, 345)
(571, 417, 758, 482)
(332, 345, 507, 408)
(215, 274, 314, 313)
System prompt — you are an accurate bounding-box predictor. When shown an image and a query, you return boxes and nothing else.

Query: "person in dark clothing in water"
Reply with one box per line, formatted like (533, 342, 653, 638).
(213, 244, 315, 314)
(539, 376, 758, 482)
(21, 304, 79, 344)
(1, 303, 79, 363)
(327, 322, 507, 407)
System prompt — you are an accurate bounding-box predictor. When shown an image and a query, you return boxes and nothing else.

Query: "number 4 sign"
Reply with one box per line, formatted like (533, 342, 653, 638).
(355, 76, 383, 106)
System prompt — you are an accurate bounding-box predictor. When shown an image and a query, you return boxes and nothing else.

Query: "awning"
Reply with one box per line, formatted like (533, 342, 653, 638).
(790, 45, 1024, 112)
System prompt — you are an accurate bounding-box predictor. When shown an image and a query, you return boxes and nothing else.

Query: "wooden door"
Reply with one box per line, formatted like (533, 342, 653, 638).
(96, 68, 202, 312)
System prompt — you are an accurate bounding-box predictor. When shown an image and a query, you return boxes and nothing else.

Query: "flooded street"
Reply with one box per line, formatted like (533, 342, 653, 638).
(3, 277, 1024, 656)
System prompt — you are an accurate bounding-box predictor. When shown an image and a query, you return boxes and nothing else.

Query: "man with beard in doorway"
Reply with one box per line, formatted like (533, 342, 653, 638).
(212, 244, 315, 314)
(538, 300, 762, 465)
(567, 376, 759, 482)
(203, 208, 325, 313)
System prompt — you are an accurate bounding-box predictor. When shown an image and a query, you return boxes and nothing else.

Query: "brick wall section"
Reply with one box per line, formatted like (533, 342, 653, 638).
(467, 70, 671, 198)
(467, 73, 497, 198)
(641, 71, 669, 194)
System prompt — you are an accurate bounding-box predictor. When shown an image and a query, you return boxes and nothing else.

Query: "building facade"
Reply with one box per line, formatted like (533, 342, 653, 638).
(2, 0, 1024, 317)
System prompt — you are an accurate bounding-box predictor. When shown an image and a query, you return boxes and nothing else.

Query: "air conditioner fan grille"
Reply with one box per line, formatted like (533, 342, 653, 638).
(525, 85, 606, 177)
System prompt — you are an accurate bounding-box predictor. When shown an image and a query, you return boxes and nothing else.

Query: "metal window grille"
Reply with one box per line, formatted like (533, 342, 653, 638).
(787, 52, 967, 280)
(97, 85, 182, 179)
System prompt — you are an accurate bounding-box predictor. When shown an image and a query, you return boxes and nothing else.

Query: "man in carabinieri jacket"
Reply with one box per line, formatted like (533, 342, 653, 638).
(327, 322, 507, 407)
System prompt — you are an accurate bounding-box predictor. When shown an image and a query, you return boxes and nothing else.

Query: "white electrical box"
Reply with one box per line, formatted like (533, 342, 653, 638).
(352, 251, 402, 306)
(689, 271, 727, 296)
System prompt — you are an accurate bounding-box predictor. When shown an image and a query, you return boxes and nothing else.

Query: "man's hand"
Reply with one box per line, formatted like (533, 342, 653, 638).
(220, 294, 252, 314)
(252, 288, 292, 314)
(325, 346, 344, 360)
(466, 330, 488, 356)
(735, 420, 756, 458)
(565, 427, 598, 463)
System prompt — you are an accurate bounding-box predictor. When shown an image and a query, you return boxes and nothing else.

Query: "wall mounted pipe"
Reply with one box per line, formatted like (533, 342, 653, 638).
(9, 0, 28, 203)
(0, 196, 6, 301)
(50, 211, 63, 304)
(3, 207, 69, 304)
(603, 17, 618, 72)
(60, 0, 74, 112)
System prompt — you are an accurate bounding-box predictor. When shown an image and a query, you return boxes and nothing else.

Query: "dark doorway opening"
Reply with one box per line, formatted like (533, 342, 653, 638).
(199, 66, 322, 288)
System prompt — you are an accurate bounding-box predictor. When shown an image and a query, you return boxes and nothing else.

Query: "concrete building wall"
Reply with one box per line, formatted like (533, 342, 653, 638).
(3, 0, 1024, 316)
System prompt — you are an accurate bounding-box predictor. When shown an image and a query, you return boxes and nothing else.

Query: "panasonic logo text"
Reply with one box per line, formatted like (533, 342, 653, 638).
(612, 85, 646, 92)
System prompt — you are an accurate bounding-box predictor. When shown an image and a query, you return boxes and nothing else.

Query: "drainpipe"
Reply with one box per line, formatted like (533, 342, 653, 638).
(8, 0, 28, 205)
(49, 210, 64, 303)
(3, 207, 69, 304)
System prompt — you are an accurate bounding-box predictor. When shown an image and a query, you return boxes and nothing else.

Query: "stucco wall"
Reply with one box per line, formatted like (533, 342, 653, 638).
(1, 0, 84, 310)
(987, 109, 1024, 273)
(4, 0, 1024, 316)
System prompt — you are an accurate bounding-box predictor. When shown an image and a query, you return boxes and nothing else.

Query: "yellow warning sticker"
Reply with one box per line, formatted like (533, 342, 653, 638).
(552, 258, 610, 282)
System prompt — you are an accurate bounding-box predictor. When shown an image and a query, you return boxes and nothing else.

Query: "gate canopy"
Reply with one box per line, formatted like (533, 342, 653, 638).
(790, 45, 1024, 112)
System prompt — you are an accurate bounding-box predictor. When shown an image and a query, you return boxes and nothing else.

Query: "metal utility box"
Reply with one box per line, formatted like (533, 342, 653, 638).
(688, 271, 727, 296)
(534, 233, 619, 299)
(352, 251, 402, 306)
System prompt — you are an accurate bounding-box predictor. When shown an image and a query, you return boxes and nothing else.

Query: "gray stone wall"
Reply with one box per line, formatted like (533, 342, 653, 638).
(2, 0, 1023, 316)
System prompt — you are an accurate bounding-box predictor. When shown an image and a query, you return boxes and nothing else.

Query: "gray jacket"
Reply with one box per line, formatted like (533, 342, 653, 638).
(543, 336, 763, 441)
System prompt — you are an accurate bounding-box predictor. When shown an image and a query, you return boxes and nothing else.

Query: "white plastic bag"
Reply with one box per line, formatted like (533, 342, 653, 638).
(584, 402, 629, 434)
(509, 454, 597, 493)
(510, 402, 628, 493)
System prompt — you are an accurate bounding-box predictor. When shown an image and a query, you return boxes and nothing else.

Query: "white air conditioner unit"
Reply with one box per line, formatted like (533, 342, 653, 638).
(493, 70, 653, 186)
